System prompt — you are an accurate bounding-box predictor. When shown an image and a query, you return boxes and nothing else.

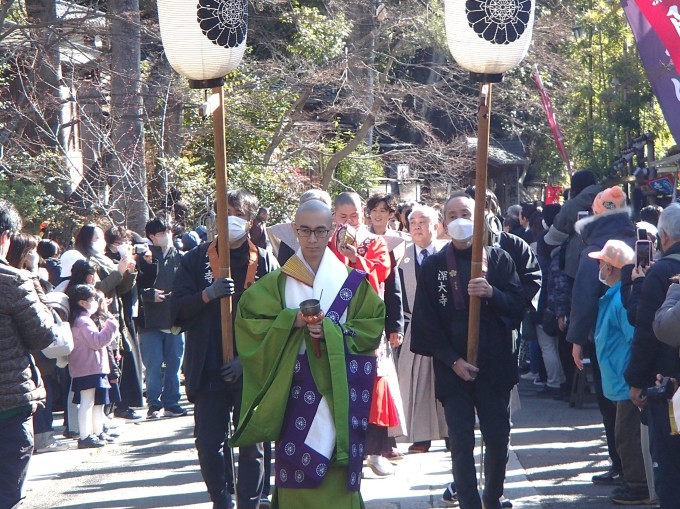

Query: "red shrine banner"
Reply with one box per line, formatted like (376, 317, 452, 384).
(634, 0, 680, 74)
(532, 65, 573, 175)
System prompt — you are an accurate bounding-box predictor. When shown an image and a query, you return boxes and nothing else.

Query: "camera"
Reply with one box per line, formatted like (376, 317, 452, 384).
(645, 377, 673, 400)
(134, 244, 149, 255)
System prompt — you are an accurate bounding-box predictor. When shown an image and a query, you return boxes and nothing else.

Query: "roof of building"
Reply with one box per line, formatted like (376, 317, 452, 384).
(466, 136, 531, 167)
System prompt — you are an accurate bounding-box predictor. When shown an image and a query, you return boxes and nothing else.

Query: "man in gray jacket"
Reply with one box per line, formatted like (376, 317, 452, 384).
(137, 217, 185, 419)
(0, 199, 58, 508)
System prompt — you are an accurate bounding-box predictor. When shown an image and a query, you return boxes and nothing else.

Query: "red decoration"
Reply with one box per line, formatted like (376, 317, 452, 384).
(634, 0, 680, 74)
(545, 185, 563, 205)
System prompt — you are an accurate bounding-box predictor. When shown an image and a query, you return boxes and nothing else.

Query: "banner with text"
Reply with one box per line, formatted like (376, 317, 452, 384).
(621, 0, 680, 144)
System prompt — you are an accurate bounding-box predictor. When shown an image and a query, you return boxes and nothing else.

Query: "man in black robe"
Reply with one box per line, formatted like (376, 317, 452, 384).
(411, 193, 524, 509)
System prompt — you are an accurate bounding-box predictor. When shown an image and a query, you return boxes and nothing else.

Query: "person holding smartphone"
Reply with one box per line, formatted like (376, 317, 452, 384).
(625, 204, 680, 508)
(136, 217, 186, 419)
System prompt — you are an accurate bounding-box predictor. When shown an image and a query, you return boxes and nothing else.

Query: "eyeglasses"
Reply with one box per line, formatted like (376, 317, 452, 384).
(296, 228, 331, 238)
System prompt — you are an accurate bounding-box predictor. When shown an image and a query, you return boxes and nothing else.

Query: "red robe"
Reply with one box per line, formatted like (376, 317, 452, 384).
(328, 226, 391, 295)
(329, 226, 399, 428)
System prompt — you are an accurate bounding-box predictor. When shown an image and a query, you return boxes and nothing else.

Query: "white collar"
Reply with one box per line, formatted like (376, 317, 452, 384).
(291, 247, 348, 315)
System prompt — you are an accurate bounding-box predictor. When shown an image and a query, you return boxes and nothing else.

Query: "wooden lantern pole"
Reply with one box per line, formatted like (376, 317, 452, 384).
(466, 82, 493, 371)
(211, 84, 234, 364)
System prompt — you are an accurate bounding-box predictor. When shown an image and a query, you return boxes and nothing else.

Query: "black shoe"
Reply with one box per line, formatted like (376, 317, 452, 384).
(114, 408, 143, 420)
(78, 435, 107, 449)
(536, 385, 563, 397)
(442, 482, 457, 506)
(610, 487, 652, 505)
(592, 469, 624, 485)
(147, 405, 162, 419)
(501, 497, 513, 508)
(212, 494, 234, 509)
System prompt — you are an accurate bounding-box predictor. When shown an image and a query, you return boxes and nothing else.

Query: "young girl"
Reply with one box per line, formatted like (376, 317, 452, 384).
(67, 284, 119, 449)
(91, 290, 123, 435)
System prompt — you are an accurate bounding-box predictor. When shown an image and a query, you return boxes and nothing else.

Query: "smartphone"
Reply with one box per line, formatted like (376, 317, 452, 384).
(336, 224, 356, 248)
(637, 228, 647, 241)
(636, 239, 651, 268)
(577, 210, 590, 221)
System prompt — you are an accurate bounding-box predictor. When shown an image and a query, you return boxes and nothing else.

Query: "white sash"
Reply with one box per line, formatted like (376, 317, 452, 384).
(283, 247, 350, 458)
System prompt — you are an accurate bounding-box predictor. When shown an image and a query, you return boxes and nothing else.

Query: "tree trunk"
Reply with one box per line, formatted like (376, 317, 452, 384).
(348, 1, 375, 147)
(109, 0, 148, 233)
(25, 0, 63, 149)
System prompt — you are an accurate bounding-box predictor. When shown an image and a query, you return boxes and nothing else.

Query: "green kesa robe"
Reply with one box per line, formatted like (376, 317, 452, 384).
(231, 255, 385, 509)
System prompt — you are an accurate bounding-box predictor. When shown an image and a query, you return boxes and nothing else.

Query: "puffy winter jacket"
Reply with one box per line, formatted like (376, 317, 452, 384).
(544, 183, 603, 278)
(566, 208, 636, 346)
(653, 283, 680, 349)
(0, 259, 57, 413)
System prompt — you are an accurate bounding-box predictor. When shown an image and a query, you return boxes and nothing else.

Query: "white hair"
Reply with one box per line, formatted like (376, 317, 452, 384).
(658, 203, 680, 241)
(408, 204, 439, 226)
(299, 189, 332, 207)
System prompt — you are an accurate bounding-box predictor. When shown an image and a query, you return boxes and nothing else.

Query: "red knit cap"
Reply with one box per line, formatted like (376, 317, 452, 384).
(592, 186, 626, 215)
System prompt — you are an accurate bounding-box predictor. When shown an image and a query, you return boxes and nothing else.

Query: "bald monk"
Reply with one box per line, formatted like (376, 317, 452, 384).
(230, 200, 386, 509)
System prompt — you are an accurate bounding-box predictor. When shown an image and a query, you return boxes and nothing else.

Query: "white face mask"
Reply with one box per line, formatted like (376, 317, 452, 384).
(89, 300, 100, 315)
(81, 299, 99, 316)
(598, 266, 609, 286)
(154, 232, 172, 249)
(92, 239, 106, 255)
(447, 218, 474, 242)
(228, 216, 248, 242)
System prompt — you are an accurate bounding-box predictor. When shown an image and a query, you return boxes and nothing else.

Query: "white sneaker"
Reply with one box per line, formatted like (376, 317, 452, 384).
(520, 371, 538, 381)
(35, 438, 70, 453)
(367, 454, 394, 476)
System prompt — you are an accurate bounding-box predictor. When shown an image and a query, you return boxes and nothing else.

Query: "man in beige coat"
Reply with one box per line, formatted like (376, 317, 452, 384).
(397, 204, 448, 453)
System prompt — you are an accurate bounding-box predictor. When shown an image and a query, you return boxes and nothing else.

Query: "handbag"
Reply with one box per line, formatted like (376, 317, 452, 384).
(42, 312, 74, 360)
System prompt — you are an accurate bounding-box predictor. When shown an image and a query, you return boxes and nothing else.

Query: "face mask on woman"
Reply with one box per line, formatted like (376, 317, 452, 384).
(92, 238, 107, 255)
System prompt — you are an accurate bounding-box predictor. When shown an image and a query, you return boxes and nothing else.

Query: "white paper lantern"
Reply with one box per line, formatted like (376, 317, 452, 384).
(157, 0, 248, 89)
(444, 0, 535, 82)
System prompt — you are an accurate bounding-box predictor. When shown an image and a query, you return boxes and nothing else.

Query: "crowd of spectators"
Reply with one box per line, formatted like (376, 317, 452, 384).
(1, 170, 680, 509)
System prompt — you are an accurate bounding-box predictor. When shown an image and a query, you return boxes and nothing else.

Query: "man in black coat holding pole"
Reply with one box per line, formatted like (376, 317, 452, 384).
(411, 193, 524, 509)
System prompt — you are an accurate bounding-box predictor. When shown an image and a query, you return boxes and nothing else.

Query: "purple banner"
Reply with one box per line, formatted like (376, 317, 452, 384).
(621, 0, 680, 144)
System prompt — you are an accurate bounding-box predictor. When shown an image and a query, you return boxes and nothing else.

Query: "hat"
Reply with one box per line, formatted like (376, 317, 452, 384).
(592, 186, 626, 215)
(542, 203, 561, 228)
(59, 249, 86, 278)
(588, 239, 634, 269)
(181, 231, 200, 251)
(194, 225, 208, 242)
(570, 170, 597, 198)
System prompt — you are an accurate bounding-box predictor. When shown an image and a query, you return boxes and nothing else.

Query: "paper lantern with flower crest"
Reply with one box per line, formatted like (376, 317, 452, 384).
(444, 0, 535, 82)
(157, 0, 248, 89)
